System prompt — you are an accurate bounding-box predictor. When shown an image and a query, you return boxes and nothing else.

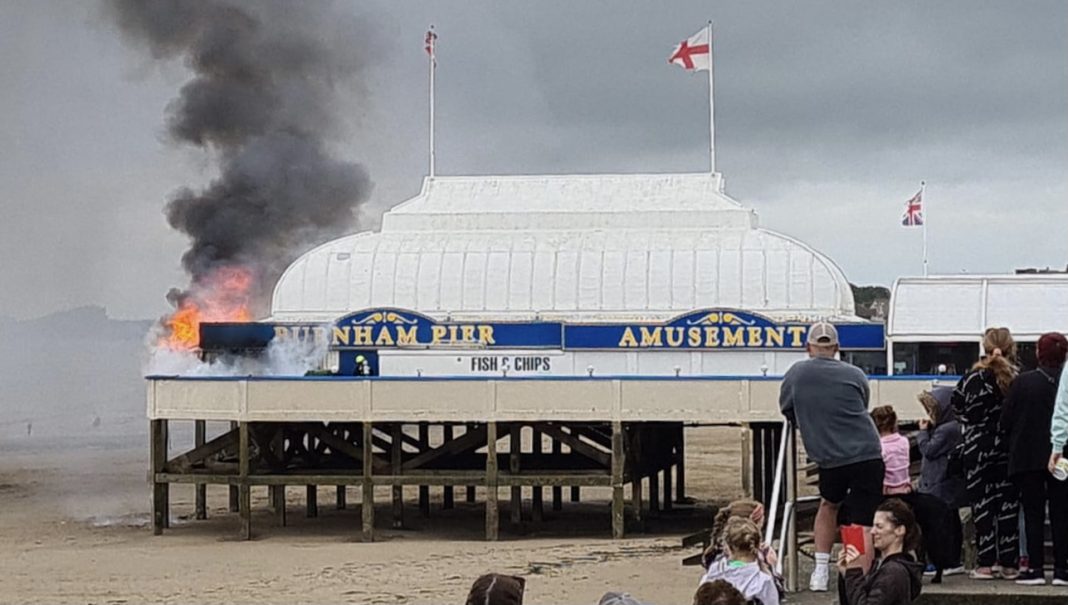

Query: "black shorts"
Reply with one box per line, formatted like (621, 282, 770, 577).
(818, 458, 885, 526)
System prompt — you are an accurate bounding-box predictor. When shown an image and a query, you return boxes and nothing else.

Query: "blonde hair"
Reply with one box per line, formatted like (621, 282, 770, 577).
(723, 517, 762, 557)
(974, 327, 1017, 393)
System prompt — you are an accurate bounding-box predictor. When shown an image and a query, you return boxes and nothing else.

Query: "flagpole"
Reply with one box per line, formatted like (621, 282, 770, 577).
(921, 180, 928, 276)
(428, 26, 436, 178)
(707, 20, 716, 175)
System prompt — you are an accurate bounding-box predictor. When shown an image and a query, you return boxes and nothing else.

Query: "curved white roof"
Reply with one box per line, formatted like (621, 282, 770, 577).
(271, 173, 856, 323)
(888, 274, 1068, 340)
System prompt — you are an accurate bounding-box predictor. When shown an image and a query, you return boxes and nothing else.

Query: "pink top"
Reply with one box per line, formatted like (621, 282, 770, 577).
(880, 433, 912, 495)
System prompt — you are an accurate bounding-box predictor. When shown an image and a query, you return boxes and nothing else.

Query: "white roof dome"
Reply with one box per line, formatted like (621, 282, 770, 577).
(271, 173, 856, 323)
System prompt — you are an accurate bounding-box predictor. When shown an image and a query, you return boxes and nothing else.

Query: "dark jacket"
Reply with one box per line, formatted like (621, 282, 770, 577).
(843, 552, 923, 605)
(915, 386, 966, 507)
(1001, 365, 1065, 476)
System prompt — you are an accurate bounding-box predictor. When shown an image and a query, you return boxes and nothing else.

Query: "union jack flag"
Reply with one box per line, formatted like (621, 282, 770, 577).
(901, 189, 923, 227)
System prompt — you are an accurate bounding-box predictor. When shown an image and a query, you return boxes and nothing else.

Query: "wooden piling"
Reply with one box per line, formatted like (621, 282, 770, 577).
(675, 423, 686, 503)
(485, 421, 499, 541)
(161, 420, 170, 529)
(194, 419, 206, 520)
(336, 486, 346, 510)
(238, 421, 251, 540)
(531, 427, 543, 522)
(631, 429, 643, 528)
(467, 423, 477, 504)
(306, 485, 318, 518)
(649, 469, 660, 517)
(361, 422, 374, 542)
(740, 424, 752, 498)
(151, 419, 167, 535)
(229, 420, 239, 513)
(663, 462, 673, 512)
(611, 420, 624, 539)
(551, 435, 563, 511)
(418, 423, 430, 517)
(442, 424, 454, 509)
(391, 423, 404, 529)
(509, 424, 522, 527)
(274, 485, 287, 527)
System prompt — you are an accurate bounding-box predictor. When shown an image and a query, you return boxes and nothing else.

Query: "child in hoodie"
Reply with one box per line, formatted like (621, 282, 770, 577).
(700, 518, 780, 605)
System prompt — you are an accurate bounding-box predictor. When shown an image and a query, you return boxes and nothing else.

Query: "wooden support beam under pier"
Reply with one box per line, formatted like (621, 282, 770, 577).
(485, 421, 499, 541)
(238, 421, 251, 540)
(361, 422, 374, 542)
(194, 420, 206, 520)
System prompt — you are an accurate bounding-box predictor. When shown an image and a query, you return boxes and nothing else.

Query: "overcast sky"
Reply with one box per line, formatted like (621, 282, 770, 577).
(2, 0, 1066, 320)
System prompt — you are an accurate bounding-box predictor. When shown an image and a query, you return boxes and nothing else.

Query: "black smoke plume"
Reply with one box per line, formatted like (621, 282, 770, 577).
(107, 0, 371, 314)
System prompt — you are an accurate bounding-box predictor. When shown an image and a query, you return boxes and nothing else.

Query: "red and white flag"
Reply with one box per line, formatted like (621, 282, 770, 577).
(668, 27, 711, 71)
(901, 189, 924, 227)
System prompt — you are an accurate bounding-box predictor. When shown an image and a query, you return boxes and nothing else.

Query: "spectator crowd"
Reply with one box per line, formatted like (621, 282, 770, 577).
(462, 322, 1068, 605)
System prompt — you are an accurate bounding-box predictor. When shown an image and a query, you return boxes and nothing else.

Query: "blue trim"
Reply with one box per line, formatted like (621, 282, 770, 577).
(205, 307, 885, 352)
(146, 373, 959, 382)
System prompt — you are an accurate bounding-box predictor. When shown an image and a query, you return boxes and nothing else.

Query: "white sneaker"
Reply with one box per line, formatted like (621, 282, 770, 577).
(809, 566, 830, 592)
(943, 566, 966, 577)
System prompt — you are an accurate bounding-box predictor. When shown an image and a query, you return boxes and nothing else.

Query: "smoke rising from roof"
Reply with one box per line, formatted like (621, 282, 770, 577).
(107, 0, 372, 310)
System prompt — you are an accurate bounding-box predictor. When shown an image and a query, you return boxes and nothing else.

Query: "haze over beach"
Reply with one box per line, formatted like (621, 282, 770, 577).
(1, 1, 1067, 603)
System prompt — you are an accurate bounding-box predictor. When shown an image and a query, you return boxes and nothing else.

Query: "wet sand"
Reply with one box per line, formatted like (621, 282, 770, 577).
(0, 426, 748, 604)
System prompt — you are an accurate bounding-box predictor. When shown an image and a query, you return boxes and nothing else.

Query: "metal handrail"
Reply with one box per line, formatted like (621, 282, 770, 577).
(765, 422, 791, 541)
(776, 500, 793, 575)
(764, 421, 798, 590)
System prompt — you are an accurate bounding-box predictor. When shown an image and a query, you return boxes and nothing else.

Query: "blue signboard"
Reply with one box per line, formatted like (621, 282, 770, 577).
(327, 308, 561, 349)
(564, 309, 883, 350)
(202, 308, 883, 352)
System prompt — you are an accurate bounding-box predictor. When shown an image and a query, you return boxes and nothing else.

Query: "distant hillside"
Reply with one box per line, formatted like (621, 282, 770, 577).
(850, 284, 890, 320)
(0, 306, 153, 441)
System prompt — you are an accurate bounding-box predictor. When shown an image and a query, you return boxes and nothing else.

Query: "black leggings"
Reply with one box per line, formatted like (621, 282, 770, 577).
(1015, 470, 1068, 572)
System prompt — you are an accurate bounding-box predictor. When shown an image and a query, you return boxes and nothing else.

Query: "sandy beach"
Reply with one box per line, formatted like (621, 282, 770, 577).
(0, 426, 748, 604)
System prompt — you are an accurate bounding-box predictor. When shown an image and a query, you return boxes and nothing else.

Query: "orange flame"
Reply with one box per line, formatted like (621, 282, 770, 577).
(162, 266, 255, 350)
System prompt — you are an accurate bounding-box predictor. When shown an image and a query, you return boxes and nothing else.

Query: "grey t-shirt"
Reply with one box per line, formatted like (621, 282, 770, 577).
(779, 356, 882, 469)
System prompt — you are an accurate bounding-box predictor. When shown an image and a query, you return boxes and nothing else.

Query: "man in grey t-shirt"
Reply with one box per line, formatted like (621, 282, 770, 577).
(780, 321, 883, 592)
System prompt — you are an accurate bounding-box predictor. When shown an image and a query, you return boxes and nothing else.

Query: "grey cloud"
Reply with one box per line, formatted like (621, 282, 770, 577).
(0, 0, 1064, 321)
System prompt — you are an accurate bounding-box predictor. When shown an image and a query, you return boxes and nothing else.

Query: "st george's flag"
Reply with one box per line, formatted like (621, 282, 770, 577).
(668, 27, 711, 71)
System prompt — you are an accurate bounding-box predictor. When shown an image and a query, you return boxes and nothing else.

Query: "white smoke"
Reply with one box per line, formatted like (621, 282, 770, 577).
(143, 326, 330, 377)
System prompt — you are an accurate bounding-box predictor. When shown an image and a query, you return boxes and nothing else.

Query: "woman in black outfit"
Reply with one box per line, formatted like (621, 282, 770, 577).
(1001, 332, 1068, 586)
(952, 327, 1019, 579)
